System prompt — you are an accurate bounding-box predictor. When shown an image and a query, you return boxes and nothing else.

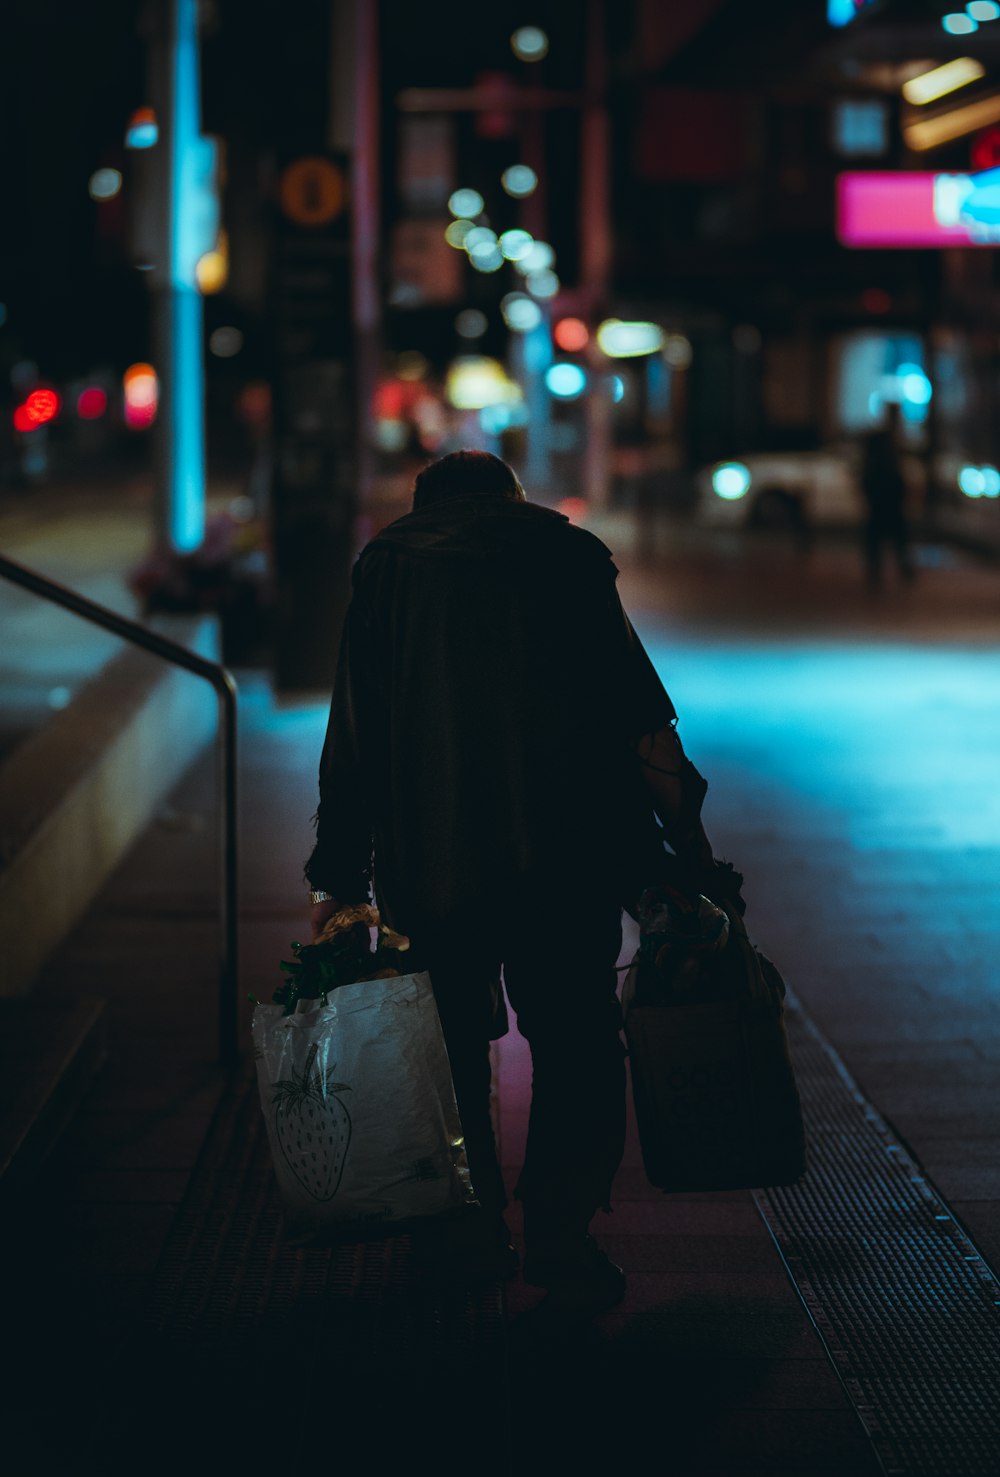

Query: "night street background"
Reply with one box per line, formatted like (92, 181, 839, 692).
(2, 2, 1000, 1474)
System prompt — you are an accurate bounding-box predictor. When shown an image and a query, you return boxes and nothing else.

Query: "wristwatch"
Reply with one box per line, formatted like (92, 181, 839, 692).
(308, 889, 334, 905)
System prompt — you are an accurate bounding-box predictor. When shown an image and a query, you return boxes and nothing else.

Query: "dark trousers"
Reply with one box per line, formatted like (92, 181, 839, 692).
(416, 877, 625, 1240)
(864, 511, 913, 587)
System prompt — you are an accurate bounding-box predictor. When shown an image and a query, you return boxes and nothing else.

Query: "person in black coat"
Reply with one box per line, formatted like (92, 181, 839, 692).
(304, 450, 720, 1309)
(860, 402, 915, 588)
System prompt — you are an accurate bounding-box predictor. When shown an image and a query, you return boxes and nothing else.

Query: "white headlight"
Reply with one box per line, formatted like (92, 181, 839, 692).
(712, 462, 751, 500)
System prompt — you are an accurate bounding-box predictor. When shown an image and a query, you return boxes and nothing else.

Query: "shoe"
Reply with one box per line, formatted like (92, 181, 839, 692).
(522, 1233, 626, 1314)
(411, 1212, 519, 1287)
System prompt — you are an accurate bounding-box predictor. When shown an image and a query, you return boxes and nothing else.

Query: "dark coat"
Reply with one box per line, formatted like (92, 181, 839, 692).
(861, 428, 907, 519)
(305, 496, 677, 933)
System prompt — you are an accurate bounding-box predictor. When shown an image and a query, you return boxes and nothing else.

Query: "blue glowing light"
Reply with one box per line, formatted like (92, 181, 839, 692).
(957, 167, 1000, 230)
(959, 465, 986, 496)
(969, 1, 1000, 20)
(449, 188, 484, 218)
(712, 462, 752, 500)
(166, 0, 206, 552)
(126, 109, 159, 149)
(469, 241, 504, 273)
(89, 168, 122, 201)
(527, 269, 560, 299)
(517, 241, 555, 275)
(827, 0, 878, 25)
(499, 229, 535, 261)
(545, 363, 587, 399)
(511, 26, 548, 60)
(170, 291, 204, 551)
(502, 293, 544, 333)
(501, 165, 538, 198)
(480, 402, 529, 435)
(942, 12, 977, 33)
(464, 226, 497, 250)
(897, 364, 932, 406)
(961, 463, 1000, 497)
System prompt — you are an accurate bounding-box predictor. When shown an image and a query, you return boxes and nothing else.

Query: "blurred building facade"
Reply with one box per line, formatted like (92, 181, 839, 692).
(4, 0, 1000, 582)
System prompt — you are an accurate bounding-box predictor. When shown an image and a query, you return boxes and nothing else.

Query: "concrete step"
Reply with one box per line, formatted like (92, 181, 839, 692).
(0, 994, 109, 1190)
(0, 614, 220, 997)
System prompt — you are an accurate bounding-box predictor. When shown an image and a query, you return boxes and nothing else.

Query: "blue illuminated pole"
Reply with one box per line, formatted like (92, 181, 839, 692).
(150, 0, 206, 554)
(513, 314, 553, 490)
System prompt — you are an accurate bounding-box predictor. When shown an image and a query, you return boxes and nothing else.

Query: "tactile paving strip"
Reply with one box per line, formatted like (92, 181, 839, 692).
(755, 993, 1000, 1477)
(93, 1069, 509, 1472)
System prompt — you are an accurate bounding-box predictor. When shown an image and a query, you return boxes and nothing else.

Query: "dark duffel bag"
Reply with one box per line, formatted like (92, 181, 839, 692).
(622, 893, 806, 1193)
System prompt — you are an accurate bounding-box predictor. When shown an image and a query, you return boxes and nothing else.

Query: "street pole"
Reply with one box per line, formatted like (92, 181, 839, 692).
(147, 0, 207, 553)
(580, 0, 612, 511)
(330, 0, 380, 519)
(268, 0, 362, 690)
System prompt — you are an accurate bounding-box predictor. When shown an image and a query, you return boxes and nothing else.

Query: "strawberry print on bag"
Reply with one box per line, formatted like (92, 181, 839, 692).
(270, 1041, 352, 1201)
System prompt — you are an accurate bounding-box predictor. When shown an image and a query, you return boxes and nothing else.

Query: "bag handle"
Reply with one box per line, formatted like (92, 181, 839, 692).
(315, 903, 411, 954)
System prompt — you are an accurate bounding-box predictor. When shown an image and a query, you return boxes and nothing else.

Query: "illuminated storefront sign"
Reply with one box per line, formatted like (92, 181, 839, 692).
(837, 169, 1000, 247)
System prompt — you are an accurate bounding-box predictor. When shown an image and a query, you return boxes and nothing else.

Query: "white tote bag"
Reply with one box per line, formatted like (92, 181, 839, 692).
(252, 969, 477, 1245)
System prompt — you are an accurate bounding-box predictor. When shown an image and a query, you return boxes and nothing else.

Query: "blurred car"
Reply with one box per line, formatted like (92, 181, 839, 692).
(694, 444, 864, 531)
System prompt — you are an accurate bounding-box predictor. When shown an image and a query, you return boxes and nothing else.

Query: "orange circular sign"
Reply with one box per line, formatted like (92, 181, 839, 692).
(279, 157, 347, 227)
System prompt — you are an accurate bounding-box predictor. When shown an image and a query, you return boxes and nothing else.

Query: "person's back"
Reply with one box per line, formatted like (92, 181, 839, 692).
(304, 451, 717, 1309)
(328, 487, 671, 934)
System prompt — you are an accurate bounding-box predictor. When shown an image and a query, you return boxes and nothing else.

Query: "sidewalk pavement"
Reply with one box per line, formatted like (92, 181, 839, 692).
(2, 670, 880, 1477)
(3, 505, 998, 1474)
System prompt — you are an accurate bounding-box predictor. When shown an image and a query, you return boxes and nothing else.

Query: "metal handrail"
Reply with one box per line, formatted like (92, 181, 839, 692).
(0, 552, 239, 1068)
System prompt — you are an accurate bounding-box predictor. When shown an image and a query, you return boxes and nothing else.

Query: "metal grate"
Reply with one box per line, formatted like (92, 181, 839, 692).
(755, 994, 1000, 1477)
(91, 1070, 509, 1473)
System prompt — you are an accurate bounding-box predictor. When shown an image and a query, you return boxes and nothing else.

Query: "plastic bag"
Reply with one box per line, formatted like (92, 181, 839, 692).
(252, 968, 478, 1245)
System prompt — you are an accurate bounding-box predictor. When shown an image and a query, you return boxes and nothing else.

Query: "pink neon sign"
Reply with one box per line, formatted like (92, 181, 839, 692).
(837, 172, 1000, 248)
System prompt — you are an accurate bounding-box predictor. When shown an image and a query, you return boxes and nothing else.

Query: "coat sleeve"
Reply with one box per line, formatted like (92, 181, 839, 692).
(303, 592, 376, 902)
(591, 577, 676, 741)
(617, 603, 677, 739)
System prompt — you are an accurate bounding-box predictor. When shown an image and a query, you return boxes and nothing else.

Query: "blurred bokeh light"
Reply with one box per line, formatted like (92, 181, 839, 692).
(510, 26, 549, 61)
(501, 164, 538, 198)
(88, 168, 122, 201)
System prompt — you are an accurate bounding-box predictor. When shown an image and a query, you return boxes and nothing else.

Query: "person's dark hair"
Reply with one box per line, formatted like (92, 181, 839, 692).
(412, 450, 525, 510)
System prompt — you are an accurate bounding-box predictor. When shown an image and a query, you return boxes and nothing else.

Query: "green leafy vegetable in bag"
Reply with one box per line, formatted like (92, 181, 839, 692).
(271, 918, 415, 1017)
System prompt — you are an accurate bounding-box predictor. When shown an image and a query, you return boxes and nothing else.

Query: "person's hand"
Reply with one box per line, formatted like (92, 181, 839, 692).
(310, 896, 341, 940)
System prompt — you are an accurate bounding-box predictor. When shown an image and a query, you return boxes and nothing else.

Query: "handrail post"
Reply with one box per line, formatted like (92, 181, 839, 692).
(217, 673, 239, 1069)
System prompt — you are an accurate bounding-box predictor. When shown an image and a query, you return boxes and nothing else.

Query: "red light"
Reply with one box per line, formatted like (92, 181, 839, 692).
(24, 388, 61, 426)
(13, 405, 36, 433)
(862, 288, 892, 314)
(971, 127, 1000, 173)
(556, 496, 588, 524)
(553, 317, 590, 352)
(77, 387, 108, 420)
(374, 380, 407, 420)
(123, 362, 158, 430)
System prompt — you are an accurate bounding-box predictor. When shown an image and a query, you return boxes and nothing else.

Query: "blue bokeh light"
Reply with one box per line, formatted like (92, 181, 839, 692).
(545, 363, 587, 399)
(712, 462, 752, 500)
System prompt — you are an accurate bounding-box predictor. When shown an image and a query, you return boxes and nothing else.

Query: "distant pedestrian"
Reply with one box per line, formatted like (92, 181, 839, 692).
(304, 450, 726, 1312)
(860, 402, 914, 589)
